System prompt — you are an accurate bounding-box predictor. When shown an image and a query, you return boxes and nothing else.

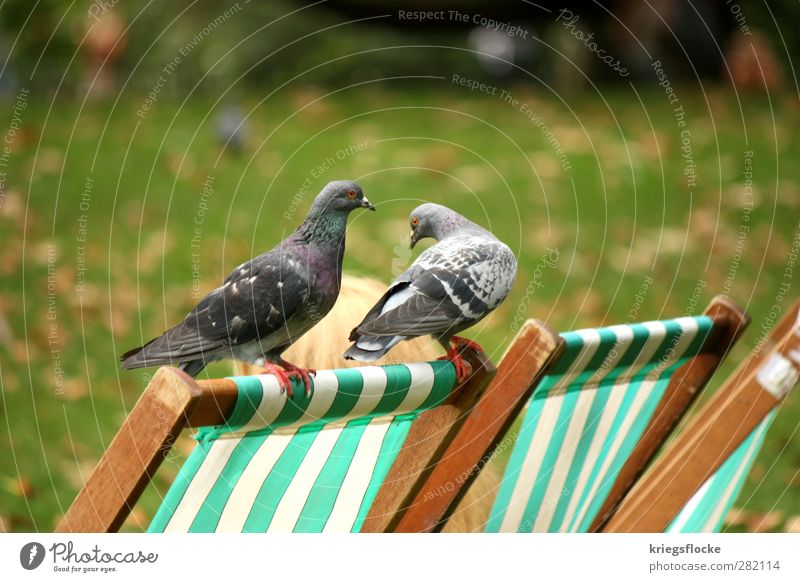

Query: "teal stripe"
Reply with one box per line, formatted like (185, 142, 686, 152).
(211, 361, 459, 438)
(351, 415, 415, 532)
(486, 382, 552, 532)
(577, 376, 670, 530)
(241, 428, 319, 532)
(570, 321, 699, 531)
(565, 374, 644, 531)
(226, 376, 266, 428)
(517, 388, 581, 532)
(486, 409, 539, 531)
(149, 360, 461, 533)
(674, 463, 733, 533)
(147, 439, 214, 532)
(373, 364, 412, 415)
(669, 413, 774, 533)
(682, 317, 714, 361)
(486, 332, 590, 532)
(711, 415, 773, 531)
(654, 321, 708, 381)
(187, 432, 271, 532)
(420, 361, 457, 409)
(547, 380, 613, 531)
(292, 420, 369, 532)
(582, 348, 681, 533)
(323, 369, 363, 422)
(597, 323, 650, 386)
(559, 324, 652, 531)
(548, 332, 587, 373)
(536, 332, 587, 397)
(563, 328, 623, 395)
(577, 321, 712, 529)
(642, 317, 711, 384)
(198, 376, 264, 441)
(487, 317, 715, 533)
(567, 321, 707, 530)
(692, 316, 714, 355)
(268, 390, 315, 429)
(636, 321, 682, 377)
(226, 385, 323, 439)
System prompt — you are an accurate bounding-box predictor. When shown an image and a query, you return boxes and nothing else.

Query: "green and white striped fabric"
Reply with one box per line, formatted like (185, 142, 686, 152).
(487, 316, 715, 533)
(666, 412, 775, 533)
(149, 361, 456, 533)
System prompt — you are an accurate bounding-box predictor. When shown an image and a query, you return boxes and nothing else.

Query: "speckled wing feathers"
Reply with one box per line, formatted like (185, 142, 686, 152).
(352, 235, 516, 339)
(121, 249, 310, 367)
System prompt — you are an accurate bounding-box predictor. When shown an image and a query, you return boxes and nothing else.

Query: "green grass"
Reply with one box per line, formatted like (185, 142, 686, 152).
(1, 84, 798, 532)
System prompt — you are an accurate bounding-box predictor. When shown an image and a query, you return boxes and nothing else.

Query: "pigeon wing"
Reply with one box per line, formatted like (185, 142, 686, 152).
(347, 274, 415, 341)
(122, 251, 310, 366)
(194, 253, 309, 344)
(346, 247, 451, 342)
(355, 268, 474, 337)
(355, 239, 514, 338)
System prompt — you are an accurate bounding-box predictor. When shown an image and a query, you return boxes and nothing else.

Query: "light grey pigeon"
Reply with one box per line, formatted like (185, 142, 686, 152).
(344, 203, 516, 380)
(122, 180, 375, 397)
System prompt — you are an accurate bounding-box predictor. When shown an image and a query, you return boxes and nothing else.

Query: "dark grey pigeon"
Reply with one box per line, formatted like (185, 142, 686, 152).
(344, 203, 516, 380)
(122, 180, 375, 397)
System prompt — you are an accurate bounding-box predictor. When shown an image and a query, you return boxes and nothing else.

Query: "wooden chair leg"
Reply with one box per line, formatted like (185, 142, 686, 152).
(360, 350, 497, 533)
(604, 300, 800, 532)
(392, 320, 564, 533)
(56, 367, 201, 532)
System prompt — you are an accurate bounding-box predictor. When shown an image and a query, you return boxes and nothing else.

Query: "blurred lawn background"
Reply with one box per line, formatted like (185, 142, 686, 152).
(0, 1, 799, 532)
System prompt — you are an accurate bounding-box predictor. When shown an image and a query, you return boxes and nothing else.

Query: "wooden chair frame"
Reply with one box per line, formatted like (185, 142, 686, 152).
(605, 299, 799, 532)
(393, 319, 564, 532)
(57, 352, 496, 533)
(56, 295, 750, 534)
(396, 295, 748, 532)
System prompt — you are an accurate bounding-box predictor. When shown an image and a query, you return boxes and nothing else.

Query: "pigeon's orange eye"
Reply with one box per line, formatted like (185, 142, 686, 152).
(411, 217, 420, 227)
(346, 189, 357, 199)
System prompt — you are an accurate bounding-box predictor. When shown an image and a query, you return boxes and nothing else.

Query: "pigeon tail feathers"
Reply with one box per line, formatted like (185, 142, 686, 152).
(343, 334, 404, 361)
(178, 360, 208, 377)
(121, 341, 208, 377)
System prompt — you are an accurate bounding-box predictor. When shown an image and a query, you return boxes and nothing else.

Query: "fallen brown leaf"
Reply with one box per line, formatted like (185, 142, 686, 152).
(0, 189, 24, 221)
(4, 477, 35, 499)
(59, 378, 88, 401)
(426, 145, 458, 173)
(743, 510, 783, 533)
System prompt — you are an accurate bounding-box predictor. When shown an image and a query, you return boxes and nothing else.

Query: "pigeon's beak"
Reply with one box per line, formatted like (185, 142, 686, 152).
(410, 230, 419, 249)
(361, 197, 376, 211)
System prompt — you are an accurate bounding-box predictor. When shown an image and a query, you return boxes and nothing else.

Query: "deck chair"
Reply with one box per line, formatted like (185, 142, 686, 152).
(57, 355, 495, 533)
(664, 414, 773, 533)
(606, 299, 800, 532)
(393, 296, 748, 532)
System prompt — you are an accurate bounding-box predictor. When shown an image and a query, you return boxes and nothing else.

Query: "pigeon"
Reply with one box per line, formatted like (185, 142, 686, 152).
(344, 203, 516, 381)
(121, 180, 375, 397)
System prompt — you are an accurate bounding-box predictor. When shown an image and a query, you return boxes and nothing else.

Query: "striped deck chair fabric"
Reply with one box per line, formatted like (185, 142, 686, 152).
(486, 316, 715, 533)
(666, 412, 775, 533)
(149, 361, 456, 533)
